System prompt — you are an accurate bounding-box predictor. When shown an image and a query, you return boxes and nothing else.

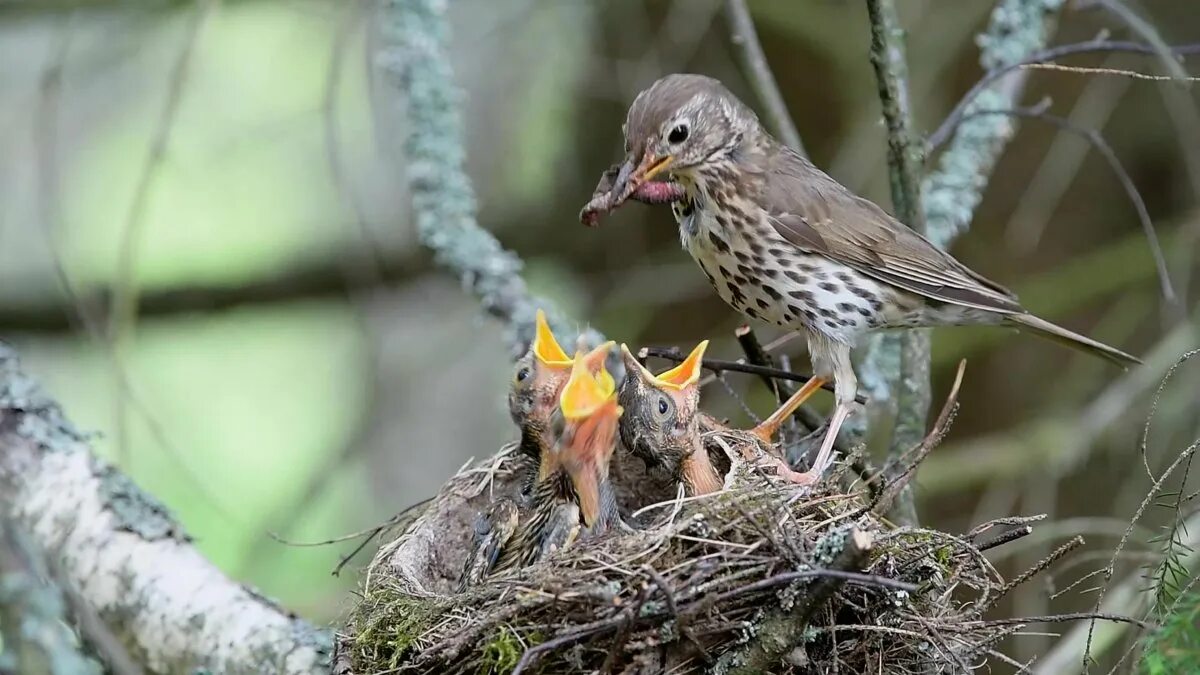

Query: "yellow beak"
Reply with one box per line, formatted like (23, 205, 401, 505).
(532, 309, 571, 366)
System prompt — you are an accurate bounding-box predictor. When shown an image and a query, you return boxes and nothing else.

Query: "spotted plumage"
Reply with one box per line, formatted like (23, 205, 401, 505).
(592, 73, 1142, 478)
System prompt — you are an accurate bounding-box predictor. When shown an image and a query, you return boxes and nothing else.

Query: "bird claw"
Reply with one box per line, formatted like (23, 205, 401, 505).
(775, 464, 819, 486)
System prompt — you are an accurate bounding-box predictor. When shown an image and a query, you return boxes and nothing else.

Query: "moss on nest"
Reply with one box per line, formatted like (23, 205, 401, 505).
(339, 445, 1025, 674)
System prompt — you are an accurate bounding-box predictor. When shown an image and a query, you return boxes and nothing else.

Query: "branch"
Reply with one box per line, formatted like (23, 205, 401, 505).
(638, 345, 863, 402)
(0, 246, 431, 333)
(855, 0, 1064, 528)
(862, 0, 929, 528)
(0, 344, 330, 674)
(377, 0, 600, 353)
(926, 39, 1200, 153)
(723, 0, 805, 155)
(953, 105, 1173, 303)
(0, 520, 102, 675)
(1032, 506, 1200, 673)
(923, 0, 1074, 251)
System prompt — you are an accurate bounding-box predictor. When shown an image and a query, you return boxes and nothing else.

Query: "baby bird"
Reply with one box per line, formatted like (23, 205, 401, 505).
(509, 309, 614, 463)
(618, 341, 833, 496)
(492, 351, 624, 573)
(616, 341, 725, 496)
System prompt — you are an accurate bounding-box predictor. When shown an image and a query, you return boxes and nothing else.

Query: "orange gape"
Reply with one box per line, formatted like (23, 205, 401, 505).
(558, 352, 622, 530)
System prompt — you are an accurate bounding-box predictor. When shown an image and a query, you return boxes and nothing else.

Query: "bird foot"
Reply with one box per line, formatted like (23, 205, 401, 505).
(774, 462, 820, 486)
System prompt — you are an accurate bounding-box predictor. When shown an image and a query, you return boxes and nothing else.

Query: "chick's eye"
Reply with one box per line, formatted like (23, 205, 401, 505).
(516, 367, 530, 382)
(668, 124, 689, 144)
(657, 397, 670, 415)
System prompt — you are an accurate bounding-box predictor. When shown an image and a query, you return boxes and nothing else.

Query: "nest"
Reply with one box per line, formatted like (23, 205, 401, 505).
(337, 428, 1028, 674)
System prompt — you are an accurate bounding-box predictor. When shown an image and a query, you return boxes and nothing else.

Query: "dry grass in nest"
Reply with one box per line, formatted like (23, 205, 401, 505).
(334, 361, 1145, 673)
(340, 455, 1029, 673)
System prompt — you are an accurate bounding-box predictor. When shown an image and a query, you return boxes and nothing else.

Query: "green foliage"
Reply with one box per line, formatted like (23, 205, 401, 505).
(478, 626, 541, 675)
(350, 586, 440, 669)
(1140, 588, 1200, 675)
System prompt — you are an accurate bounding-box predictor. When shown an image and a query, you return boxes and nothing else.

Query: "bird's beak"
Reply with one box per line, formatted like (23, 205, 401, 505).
(563, 399, 621, 528)
(580, 341, 616, 393)
(559, 355, 622, 528)
(619, 343, 659, 386)
(619, 150, 673, 200)
(654, 340, 708, 390)
(532, 309, 572, 367)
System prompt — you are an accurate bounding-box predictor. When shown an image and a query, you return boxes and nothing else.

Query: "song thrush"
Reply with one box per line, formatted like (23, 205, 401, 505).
(494, 352, 623, 573)
(586, 73, 1140, 474)
(509, 309, 613, 463)
(618, 341, 831, 494)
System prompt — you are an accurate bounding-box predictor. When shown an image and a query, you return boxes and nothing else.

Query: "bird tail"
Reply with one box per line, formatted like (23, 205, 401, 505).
(1007, 313, 1141, 368)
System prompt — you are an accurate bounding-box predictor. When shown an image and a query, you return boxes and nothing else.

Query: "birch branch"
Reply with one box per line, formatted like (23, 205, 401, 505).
(0, 344, 330, 675)
(0, 520, 101, 675)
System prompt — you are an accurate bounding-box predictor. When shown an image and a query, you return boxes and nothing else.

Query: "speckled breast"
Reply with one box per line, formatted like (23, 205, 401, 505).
(671, 189, 896, 345)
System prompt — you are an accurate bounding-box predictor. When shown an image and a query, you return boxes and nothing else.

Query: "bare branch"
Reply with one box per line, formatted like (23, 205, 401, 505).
(0, 246, 431, 333)
(862, 0, 930, 527)
(109, 0, 213, 463)
(377, 0, 601, 354)
(952, 105, 1174, 304)
(722, 0, 804, 155)
(927, 39, 1200, 152)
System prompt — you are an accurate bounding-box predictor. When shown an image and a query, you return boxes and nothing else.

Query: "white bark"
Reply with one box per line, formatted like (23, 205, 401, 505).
(0, 344, 330, 674)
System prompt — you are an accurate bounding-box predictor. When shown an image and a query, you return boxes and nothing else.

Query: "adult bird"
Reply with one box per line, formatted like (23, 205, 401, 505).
(587, 73, 1140, 477)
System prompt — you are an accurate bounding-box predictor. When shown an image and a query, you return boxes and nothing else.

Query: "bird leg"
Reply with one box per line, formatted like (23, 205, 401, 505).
(770, 402, 850, 486)
(749, 376, 826, 444)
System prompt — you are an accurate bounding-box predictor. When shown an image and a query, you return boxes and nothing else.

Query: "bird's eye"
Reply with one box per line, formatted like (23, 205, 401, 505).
(668, 124, 689, 145)
(656, 395, 672, 418)
(515, 367, 530, 383)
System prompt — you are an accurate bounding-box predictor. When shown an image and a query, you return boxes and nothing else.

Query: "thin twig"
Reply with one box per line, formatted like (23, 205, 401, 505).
(722, 0, 804, 155)
(1019, 61, 1200, 82)
(927, 38, 1200, 151)
(975, 525, 1034, 553)
(866, 359, 966, 517)
(986, 536, 1085, 611)
(638, 346, 867, 403)
(110, 0, 213, 465)
(952, 105, 1174, 303)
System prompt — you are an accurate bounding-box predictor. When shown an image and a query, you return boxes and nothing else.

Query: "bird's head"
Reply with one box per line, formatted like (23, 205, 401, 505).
(616, 74, 759, 196)
(616, 341, 707, 474)
(509, 309, 613, 433)
(556, 352, 623, 529)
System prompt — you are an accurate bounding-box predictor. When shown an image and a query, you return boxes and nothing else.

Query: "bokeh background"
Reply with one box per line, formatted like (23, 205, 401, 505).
(1, 0, 1197, 665)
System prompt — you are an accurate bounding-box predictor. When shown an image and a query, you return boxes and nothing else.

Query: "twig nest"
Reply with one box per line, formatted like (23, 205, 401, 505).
(339, 446, 1012, 674)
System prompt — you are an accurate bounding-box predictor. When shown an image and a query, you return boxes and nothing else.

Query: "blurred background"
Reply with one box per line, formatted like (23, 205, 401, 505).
(0, 0, 1197, 665)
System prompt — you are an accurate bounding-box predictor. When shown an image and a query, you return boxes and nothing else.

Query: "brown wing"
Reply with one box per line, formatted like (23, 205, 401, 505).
(763, 148, 1023, 314)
